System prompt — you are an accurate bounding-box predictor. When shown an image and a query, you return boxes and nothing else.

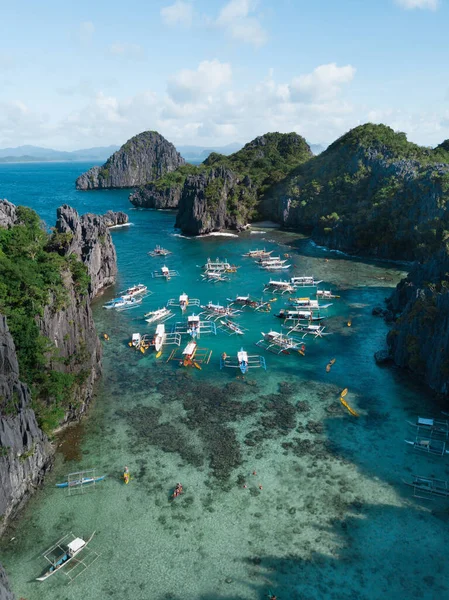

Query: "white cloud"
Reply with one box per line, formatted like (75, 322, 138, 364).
(108, 43, 144, 59)
(167, 60, 232, 103)
(289, 63, 356, 102)
(395, 0, 439, 9)
(160, 1, 193, 27)
(216, 0, 267, 47)
(78, 21, 95, 44)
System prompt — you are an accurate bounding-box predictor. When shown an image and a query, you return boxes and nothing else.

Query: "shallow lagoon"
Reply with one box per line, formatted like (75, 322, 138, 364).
(1, 163, 449, 599)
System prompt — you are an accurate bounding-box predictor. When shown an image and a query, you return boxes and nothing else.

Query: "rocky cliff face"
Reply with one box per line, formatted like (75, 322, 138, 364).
(385, 249, 449, 394)
(175, 166, 254, 235)
(75, 131, 185, 190)
(0, 316, 52, 534)
(0, 564, 15, 600)
(0, 200, 16, 229)
(102, 210, 128, 227)
(55, 205, 118, 298)
(129, 182, 182, 209)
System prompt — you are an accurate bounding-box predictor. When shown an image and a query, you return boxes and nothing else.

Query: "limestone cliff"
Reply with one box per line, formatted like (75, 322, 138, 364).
(129, 181, 182, 209)
(0, 316, 51, 533)
(54, 205, 118, 298)
(274, 124, 449, 261)
(385, 249, 449, 394)
(0, 563, 15, 600)
(75, 131, 185, 190)
(173, 132, 312, 235)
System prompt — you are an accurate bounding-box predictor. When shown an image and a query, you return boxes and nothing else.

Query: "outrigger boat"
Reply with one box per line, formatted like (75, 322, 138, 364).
(317, 290, 340, 299)
(148, 245, 172, 257)
(150, 323, 181, 353)
(166, 340, 212, 369)
(220, 347, 267, 374)
(152, 265, 179, 280)
(276, 309, 324, 322)
(243, 249, 273, 258)
(403, 475, 449, 500)
(285, 322, 331, 339)
(129, 332, 152, 352)
(118, 283, 149, 297)
(172, 314, 217, 339)
(103, 296, 142, 310)
(144, 307, 174, 324)
(227, 294, 272, 311)
(290, 276, 323, 287)
(218, 319, 246, 336)
(258, 256, 290, 269)
(256, 331, 306, 355)
(36, 532, 97, 582)
(407, 417, 449, 439)
(263, 280, 296, 294)
(167, 293, 200, 313)
(404, 436, 449, 456)
(201, 271, 230, 283)
(56, 475, 105, 488)
(200, 301, 240, 320)
(203, 257, 238, 273)
(289, 297, 332, 310)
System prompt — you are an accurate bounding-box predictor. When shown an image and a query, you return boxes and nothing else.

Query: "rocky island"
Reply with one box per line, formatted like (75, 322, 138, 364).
(75, 131, 185, 190)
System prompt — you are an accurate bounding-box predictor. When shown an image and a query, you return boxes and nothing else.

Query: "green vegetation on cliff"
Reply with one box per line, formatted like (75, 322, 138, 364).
(279, 124, 449, 260)
(0, 207, 89, 432)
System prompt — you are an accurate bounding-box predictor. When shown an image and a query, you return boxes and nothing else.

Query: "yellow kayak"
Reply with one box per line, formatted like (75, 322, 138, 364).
(347, 319, 352, 327)
(326, 364, 331, 372)
(193, 362, 202, 370)
(329, 358, 336, 365)
(156, 350, 162, 359)
(340, 397, 359, 417)
(341, 387, 348, 397)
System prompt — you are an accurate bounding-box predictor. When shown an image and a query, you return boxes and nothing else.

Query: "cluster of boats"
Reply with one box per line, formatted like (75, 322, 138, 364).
(201, 258, 239, 283)
(103, 284, 150, 310)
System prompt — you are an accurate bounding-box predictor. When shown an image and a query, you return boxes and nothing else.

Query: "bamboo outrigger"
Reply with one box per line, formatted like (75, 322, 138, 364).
(406, 417, 449, 439)
(167, 293, 200, 313)
(220, 348, 267, 374)
(166, 341, 212, 369)
(404, 436, 449, 456)
(403, 475, 449, 500)
(256, 331, 306, 355)
(36, 532, 99, 582)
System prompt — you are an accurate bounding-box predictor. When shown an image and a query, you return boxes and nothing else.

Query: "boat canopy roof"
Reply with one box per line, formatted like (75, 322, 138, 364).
(68, 538, 85, 553)
(183, 342, 196, 355)
(418, 417, 434, 426)
(132, 333, 141, 342)
(188, 315, 199, 322)
(179, 293, 188, 301)
(156, 323, 165, 335)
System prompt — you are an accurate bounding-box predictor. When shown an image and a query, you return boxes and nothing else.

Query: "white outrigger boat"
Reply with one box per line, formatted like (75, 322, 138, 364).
(289, 297, 332, 310)
(203, 257, 238, 273)
(167, 293, 200, 313)
(404, 436, 449, 456)
(201, 271, 230, 283)
(285, 322, 331, 339)
(276, 308, 324, 322)
(151, 323, 181, 353)
(218, 319, 246, 336)
(172, 314, 217, 339)
(118, 283, 149, 297)
(403, 475, 449, 500)
(407, 417, 449, 439)
(317, 290, 340, 299)
(36, 532, 97, 582)
(243, 249, 273, 258)
(166, 340, 212, 369)
(103, 295, 142, 310)
(200, 301, 240, 320)
(152, 265, 179, 280)
(144, 307, 174, 324)
(148, 245, 172, 257)
(256, 331, 306, 355)
(263, 280, 296, 294)
(290, 276, 323, 287)
(220, 347, 267, 375)
(258, 256, 291, 271)
(227, 294, 271, 311)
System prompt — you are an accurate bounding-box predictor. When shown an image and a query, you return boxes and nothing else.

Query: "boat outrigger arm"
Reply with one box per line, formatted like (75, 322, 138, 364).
(172, 315, 217, 339)
(403, 475, 449, 500)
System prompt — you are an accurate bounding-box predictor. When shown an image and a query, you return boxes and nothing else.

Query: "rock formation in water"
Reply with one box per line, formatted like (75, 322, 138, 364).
(0, 563, 15, 600)
(129, 180, 183, 209)
(54, 204, 118, 298)
(0, 316, 52, 534)
(101, 210, 128, 227)
(173, 132, 312, 235)
(0, 200, 118, 538)
(384, 248, 449, 394)
(272, 124, 449, 261)
(75, 131, 185, 190)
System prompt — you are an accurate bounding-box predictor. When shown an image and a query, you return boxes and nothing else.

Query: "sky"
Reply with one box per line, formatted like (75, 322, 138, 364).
(0, 0, 448, 150)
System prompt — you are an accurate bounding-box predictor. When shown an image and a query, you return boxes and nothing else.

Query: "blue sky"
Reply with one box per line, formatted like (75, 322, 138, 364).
(0, 0, 447, 149)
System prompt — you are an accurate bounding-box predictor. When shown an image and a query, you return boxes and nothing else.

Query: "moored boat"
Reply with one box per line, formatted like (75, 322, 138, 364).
(219, 319, 245, 335)
(119, 283, 148, 297)
(56, 475, 106, 488)
(148, 245, 172, 257)
(276, 308, 324, 321)
(263, 280, 296, 294)
(406, 417, 449, 439)
(144, 307, 174, 324)
(317, 290, 340, 299)
(243, 249, 273, 258)
(103, 296, 142, 310)
(290, 276, 323, 287)
(36, 532, 96, 581)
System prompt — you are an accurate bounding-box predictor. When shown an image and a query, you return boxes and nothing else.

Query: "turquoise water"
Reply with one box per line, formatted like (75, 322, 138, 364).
(2, 163, 449, 599)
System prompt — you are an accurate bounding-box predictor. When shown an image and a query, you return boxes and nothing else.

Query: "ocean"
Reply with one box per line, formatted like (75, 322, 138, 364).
(1, 162, 449, 599)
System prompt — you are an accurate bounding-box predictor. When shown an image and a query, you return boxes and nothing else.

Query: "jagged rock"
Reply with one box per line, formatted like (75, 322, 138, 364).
(0, 200, 17, 229)
(374, 349, 392, 364)
(175, 166, 252, 235)
(0, 564, 15, 600)
(55, 204, 117, 297)
(0, 315, 52, 534)
(129, 182, 182, 209)
(75, 131, 185, 190)
(101, 210, 128, 227)
(372, 305, 385, 316)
